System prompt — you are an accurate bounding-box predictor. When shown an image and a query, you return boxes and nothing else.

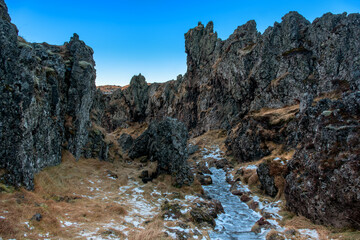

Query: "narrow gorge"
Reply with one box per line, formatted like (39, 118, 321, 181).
(0, 0, 359, 239)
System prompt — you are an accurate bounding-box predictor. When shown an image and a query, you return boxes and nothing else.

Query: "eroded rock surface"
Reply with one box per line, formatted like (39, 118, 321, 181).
(285, 91, 360, 229)
(0, 0, 96, 189)
(129, 118, 194, 187)
(96, 12, 360, 137)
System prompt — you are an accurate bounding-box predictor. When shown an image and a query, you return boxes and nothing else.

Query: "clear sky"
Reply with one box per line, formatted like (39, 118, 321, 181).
(6, 0, 360, 86)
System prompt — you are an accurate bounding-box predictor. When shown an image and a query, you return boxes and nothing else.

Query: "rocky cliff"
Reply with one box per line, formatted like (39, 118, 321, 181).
(97, 12, 359, 135)
(94, 11, 360, 229)
(1, 0, 359, 230)
(285, 91, 360, 229)
(0, 0, 96, 189)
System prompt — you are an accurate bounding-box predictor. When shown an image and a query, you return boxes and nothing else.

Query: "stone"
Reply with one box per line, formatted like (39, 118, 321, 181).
(83, 127, 110, 161)
(257, 217, 271, 226)
(188, 144, 199, 155)
(117, 133, 134, 152)
(249, 200, 259, 210)
(197, 162, 212, 174)
(106, 170, 118, 179)
(0, 0, 96, 189)
(285, 91, 360, 229)
(257, 162, 278, 198)
(266, 231, 285, 240)
(129, 118, 193, 187)
(240, 194, 251, 202)
(231, 190, 244, 196)
(211, 199, 224, 215)
(198, 175, 212, 185)
(31, 213, 42, 222)
(215, 158, 228, 169)
(190, 208, 216, 227)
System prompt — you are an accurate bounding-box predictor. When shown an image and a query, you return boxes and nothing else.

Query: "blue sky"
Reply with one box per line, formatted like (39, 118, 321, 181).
(7, 0, 360, 86)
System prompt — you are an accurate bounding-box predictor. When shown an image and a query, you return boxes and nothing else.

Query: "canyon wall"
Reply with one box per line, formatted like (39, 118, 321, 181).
(0, 0, 359, 229)
(98, 12, 359, 135)
(95, 11, 360, 229)
(0, 0, 96, 189)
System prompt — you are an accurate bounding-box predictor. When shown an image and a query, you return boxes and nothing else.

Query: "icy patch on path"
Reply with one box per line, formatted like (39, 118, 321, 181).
(201, 147, 265, 239)
(204, 167, 264, 240)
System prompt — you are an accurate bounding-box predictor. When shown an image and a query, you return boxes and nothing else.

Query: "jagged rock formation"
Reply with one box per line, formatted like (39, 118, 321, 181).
(285, 91, 360, 229)
(96, 12, 359, 136)
(129, 118, 193, 187)
(0, 0, 96, 189)
(1, 0, 359, 229)
(93, 11, 360, 229)
(257, 163, 278, 198)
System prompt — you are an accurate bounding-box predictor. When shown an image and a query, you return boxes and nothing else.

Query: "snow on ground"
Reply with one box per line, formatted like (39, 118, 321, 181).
(299, 229, 320, 239)
(244, 165, 258, 170)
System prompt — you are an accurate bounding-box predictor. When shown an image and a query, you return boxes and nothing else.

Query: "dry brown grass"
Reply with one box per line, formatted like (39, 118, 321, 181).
(128, 228, 168, 240)
(270, 72, 290, 88)
(260, 142, 295, 163)
(284, 215, 330, 240)
(0, 147, 142, 239)
(248, 172, 259, 186)
(242, 169, 256, 184)
(190, 129, 227, 152)
(105, 204, 127, 215)
(112, 122, 149, 139)
(251, 104, 299, 126)
(274, 176, 285, 199)
(0, 218, 17, 238)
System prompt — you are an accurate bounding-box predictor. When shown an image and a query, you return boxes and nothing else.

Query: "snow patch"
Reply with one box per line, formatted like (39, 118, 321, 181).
(299, 229, 319, 239)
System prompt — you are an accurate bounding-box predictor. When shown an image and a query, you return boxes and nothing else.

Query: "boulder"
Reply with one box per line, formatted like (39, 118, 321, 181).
(117, 133, 134, 152)
(257, 162, 278, 198)
(129, 118, 193, 187)
(190, 208, 216, 227)
(198, 175, 213, 185)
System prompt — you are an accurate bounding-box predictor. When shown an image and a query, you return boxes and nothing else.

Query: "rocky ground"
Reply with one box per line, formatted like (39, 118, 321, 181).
(3, 128, 353, 240)
(3, 126, 359, 240)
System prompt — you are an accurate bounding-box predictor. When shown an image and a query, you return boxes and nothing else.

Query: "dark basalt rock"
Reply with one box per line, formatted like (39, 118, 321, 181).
(83, 127, 110, 161)
(190, 207, 216, 227)
(257, 162, 278, 198)
(0, 0, 96, 189)
(97, 11, 360, 144)
(117, 133, 134, 152)
(30, 213, 42, 222)
(129, 118, 194, 187)
(197, 161, 212, 174)
(188, 144, 199, 155)
(198, 175, 213, 185)
(285, 91, 360, 229)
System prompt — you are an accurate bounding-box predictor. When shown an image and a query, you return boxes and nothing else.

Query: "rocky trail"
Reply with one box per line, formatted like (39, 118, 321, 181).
(0, 141, 320, 240)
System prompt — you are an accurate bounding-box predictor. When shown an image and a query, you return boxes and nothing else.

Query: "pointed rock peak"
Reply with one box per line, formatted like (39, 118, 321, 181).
(281, 11, 309, 24)
(244, 20, 257, 29)
(130, 74, 148, 87)
(195, 21, 204, 30)
(234, 20, 258, 34)
(205, 21, 214, 33)
(70, 33, 80, 42)
(0, 0, 11, 22)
